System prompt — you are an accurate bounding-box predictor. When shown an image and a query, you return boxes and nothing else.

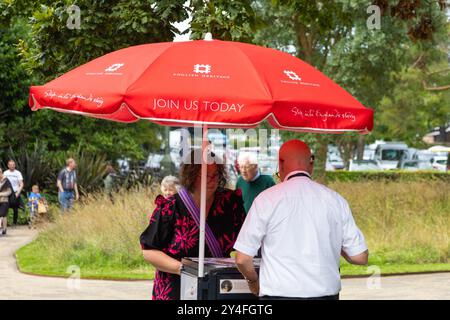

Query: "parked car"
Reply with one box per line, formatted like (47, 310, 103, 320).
(349, 160, 380, 171)
(146, 153, 164, 170)
(326, 155, 345, 171)
(374, 142, 409, 170)
(431, 156, 448, 172)
(397, 160, 433, 171)
(117, 158, 131, 173)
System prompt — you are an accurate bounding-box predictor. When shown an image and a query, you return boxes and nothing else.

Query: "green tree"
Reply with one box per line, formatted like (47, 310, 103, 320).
(191, 0, 448, 178)
(190, 0, 264, 41)
(1, 0, 190, 162)
(0, 15, 36, 159)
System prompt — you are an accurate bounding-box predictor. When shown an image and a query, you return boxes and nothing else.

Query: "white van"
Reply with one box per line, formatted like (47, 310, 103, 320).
(374, 142, 409, 170)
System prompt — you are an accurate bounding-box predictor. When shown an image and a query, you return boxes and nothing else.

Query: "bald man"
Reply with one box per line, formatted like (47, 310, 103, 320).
(234, 139, 368, 300)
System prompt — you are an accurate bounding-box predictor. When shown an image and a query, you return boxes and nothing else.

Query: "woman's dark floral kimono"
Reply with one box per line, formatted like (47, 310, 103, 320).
(140, 188, 246, 300)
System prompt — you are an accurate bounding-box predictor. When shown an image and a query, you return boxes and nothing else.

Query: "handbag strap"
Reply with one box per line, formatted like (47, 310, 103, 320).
(178, 188, 223, 258)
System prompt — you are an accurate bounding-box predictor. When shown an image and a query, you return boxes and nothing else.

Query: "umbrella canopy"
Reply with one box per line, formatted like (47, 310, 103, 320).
(29, 36, 374, 280)
(30, 38, 373, 133)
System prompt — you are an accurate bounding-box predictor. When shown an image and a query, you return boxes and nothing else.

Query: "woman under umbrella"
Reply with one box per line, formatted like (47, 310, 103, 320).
(140, 149, 246, 300)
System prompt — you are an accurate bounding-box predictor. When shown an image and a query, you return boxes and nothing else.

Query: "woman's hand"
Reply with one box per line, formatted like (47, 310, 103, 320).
(143, 249, 183, 275)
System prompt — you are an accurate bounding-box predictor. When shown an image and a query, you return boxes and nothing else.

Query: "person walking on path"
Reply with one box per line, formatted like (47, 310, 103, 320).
(234, 139, 369, 300)
(0, 168, 13, 235)
(4, 160, 24, 225)
(57, 158, 79, 212)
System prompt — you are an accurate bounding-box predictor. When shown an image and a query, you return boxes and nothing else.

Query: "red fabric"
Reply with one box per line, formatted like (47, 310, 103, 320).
(29, 40, 373, 133)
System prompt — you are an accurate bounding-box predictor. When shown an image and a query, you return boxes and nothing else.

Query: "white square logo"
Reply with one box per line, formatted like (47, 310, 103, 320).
(284, 70, 301, 81)
(193, 64, 211, 74)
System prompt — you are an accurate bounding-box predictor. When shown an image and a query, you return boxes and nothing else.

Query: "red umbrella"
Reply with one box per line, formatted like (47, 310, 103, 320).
(29, 35, 373, 278)
(30, 37, 373, 133)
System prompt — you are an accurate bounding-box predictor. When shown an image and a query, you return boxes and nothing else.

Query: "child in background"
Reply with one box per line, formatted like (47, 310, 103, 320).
(160, 175, 180, 198)
(28, 185, 45, 226)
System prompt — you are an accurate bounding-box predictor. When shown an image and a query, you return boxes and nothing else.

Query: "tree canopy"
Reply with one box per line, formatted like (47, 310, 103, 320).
(0, 0, 448, 173)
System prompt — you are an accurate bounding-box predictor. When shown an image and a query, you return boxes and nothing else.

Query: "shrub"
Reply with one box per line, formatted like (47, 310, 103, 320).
(326, 170, 450, 182)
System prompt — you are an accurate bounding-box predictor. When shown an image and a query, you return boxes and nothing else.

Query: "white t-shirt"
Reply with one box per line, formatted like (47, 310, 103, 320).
(234, 170, 368, 298)
(4, 170, 23, 192)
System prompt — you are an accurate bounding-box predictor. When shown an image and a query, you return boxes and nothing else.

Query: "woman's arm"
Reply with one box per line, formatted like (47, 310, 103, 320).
(142, 249, 183, 275)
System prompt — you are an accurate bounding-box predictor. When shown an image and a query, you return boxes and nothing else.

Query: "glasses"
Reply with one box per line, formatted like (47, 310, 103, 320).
(275, 155, 314, 179)
(207, 173, 219, 182)
(239, 164, 257, 172)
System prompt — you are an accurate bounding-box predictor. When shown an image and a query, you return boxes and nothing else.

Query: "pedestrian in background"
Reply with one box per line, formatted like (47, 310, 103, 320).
(0, 168, 13, 235)
(27, 184, 47, 226)
(160, 175, 180, 199)
(4, 160, 24, 225)
(57, 158, 79, 212)
(235, 152, 275, 214)
(104, 164, 117, 203)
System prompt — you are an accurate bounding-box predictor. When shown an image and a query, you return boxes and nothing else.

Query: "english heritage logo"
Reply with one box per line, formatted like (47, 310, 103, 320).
(281, 69, 320, 87)
(193, 64, 211, 74)
(173, 63, 230, 80)
(105, 63, 125, 72)
(284, 70, 302, 81)
(85, 63, 125, 76)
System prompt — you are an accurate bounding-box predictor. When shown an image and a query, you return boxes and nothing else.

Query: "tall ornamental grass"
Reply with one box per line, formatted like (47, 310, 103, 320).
(20, 180, 449, 278)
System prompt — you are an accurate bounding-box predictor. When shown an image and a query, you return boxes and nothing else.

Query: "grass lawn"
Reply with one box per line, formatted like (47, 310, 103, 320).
(15, 181, 449, 281)
(16, 240, 450, 281)
(16, 242, 154, 281)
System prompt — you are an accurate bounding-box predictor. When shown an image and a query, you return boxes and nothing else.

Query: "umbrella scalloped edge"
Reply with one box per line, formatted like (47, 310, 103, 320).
(30, 94, 372, 134)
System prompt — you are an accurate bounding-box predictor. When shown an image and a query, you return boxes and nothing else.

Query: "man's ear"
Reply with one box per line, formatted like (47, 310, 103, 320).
(308, 162, 314, 175)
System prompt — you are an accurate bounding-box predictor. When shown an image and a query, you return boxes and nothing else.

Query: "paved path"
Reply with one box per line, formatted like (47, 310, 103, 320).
(1, 227, 448, 300)
(0, 227, 151, 300)
(340, 273, 449, 300)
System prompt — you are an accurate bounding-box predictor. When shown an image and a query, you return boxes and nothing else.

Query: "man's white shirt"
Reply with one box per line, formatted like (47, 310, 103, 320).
(234, 170, 367, 298)
(4, 170, 23, 193)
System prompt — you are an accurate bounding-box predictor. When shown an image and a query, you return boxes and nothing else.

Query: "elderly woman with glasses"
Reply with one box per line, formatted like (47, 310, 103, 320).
(140, 149, 246, 300)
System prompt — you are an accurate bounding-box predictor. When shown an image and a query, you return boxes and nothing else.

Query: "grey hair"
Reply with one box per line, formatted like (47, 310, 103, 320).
(161, 175, 181, 190)
(237, 152, 258, 166)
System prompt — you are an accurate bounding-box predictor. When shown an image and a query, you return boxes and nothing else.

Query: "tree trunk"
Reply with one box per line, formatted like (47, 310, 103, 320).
(313, 135, 329, 184)
(356, 135, 365, 160)
(337, 137, 356, 170)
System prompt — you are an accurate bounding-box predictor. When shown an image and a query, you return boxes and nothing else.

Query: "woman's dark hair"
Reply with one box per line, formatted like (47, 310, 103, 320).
(179, 149, 227, 193)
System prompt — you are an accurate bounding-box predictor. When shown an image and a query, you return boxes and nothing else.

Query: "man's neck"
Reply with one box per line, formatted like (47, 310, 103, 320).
(250, 170, 261, 182)
(284, 169, 311, 181)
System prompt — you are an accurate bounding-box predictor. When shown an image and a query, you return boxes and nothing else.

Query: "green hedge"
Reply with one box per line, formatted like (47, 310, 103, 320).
(325, 170, 450, 182)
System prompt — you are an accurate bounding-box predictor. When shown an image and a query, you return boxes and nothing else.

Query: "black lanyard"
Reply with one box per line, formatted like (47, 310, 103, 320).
(287, 172, 311, 180)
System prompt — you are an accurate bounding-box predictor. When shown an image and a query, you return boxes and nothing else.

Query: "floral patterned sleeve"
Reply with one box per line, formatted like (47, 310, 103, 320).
(140, 195, 176, 251)
(232, 189, 246, 231)
(219, 189, 246, 257)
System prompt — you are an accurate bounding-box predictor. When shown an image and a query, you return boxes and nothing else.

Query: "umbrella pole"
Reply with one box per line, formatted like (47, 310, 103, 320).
(198, 124, 208, 278)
